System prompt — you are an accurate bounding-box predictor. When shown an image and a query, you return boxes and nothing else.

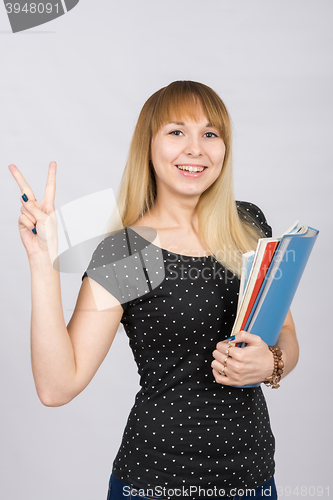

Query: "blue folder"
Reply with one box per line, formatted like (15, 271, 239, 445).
(237, 226, 319, 388)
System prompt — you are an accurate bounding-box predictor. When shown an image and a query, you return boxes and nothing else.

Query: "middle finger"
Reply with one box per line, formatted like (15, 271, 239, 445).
(43, 161, 57, 205)
(212, 349, 230, 364)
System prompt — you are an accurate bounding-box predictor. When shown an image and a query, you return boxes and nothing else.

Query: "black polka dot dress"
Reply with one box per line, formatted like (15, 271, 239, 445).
(83, 202, 275, 497)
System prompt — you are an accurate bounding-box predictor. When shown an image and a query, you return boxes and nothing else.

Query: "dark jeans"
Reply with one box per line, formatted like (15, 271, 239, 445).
(106, 474, 277, 500)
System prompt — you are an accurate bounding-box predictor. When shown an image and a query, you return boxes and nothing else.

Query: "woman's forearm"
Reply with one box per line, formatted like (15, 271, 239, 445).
(276, 324, 299, 379)
(29, 252, 76, 406)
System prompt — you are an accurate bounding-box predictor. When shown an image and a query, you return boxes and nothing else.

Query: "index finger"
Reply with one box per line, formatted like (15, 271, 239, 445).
(43, 161, 57, 204)
(8, 164, 37, 201)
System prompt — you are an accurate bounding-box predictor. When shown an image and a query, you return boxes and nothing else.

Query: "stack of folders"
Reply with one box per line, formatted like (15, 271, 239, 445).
(231, 221, 319, 388)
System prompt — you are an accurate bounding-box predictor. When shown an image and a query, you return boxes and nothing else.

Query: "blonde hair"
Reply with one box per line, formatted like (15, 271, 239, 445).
(114, 81, 264, 276)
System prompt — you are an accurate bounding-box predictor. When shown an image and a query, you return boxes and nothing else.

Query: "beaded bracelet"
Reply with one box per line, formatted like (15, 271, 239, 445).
(263, 345, 284, 389)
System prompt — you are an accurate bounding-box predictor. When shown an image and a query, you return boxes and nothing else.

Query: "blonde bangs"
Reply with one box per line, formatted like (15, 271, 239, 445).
(150, 81, 231, 151)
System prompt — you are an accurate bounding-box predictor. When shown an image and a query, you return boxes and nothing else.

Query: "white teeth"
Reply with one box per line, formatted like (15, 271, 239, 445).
(177, 165, 205, 172)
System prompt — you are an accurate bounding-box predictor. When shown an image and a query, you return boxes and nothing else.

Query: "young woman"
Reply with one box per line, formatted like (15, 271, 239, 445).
(10, 81, 299, 500)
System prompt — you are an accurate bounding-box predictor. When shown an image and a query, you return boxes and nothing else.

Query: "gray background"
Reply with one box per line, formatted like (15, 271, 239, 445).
(1, 1, 332, 499)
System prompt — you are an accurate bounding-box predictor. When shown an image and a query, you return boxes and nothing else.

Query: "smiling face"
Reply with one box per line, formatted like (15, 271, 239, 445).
(150, 110, 226, 203)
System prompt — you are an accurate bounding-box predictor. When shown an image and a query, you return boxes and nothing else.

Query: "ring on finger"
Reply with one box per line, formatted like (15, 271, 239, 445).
(225, 347, 232, 355)
(218, 366, 226, 376)
(223, 357, 228, 366)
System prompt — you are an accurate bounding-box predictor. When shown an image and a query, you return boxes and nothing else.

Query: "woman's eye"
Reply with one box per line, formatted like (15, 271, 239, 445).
(169, 130, 183, 136)
(204, 132, 218, 138)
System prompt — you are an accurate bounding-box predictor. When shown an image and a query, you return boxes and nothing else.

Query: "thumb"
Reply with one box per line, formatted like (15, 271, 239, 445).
(234, 330, 262, 346)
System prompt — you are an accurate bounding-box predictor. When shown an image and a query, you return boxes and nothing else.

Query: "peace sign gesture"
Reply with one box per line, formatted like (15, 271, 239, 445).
(9, 161, 58, 259)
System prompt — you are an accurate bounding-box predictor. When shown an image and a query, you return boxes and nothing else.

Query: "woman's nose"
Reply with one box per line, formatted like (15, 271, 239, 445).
(184, 136, 203, 157)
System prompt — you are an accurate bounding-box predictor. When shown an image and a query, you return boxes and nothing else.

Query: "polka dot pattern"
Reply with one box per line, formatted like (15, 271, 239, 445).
(83, 202, 275, 497)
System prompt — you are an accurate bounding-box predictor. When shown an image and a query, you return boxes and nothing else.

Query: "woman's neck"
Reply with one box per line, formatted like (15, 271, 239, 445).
(131, 194, 211, 256)
(144, 194, 200, 230)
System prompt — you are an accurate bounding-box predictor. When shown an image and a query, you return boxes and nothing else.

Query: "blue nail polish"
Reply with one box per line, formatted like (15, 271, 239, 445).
(32, 228, 37, 234)
(22, 193, 28, 202)
(227, 335, 236, 341)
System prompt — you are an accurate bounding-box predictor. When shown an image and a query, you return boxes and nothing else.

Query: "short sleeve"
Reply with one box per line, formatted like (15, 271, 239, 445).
(81, 228, 165, 310)
(236, 201, 272, 238)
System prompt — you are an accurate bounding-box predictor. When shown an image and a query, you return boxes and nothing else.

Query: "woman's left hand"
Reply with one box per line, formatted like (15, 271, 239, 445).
(211, 331, 274, 386)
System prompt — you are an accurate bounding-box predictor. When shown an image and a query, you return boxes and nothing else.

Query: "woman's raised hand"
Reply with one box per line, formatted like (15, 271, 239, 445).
(9, 162, 58, 260)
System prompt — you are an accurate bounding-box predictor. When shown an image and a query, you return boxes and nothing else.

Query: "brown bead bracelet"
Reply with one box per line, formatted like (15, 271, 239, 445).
(263, 345, 284, 389)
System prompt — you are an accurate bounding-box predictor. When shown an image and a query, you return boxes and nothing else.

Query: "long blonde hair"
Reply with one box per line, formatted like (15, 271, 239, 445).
(114, 81, 264, 276)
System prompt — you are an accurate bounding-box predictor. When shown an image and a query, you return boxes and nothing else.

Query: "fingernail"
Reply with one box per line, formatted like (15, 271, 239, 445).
(227, 335, 236, 341)
(22, 193, 28, 202)
(32, 228, 37, 234)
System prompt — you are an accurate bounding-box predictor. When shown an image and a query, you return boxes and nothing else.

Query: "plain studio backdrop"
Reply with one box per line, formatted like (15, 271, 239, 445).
(1, 1, 332, 499)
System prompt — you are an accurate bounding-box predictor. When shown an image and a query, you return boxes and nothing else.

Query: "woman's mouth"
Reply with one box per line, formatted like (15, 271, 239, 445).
(176, 165, 206, 173)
